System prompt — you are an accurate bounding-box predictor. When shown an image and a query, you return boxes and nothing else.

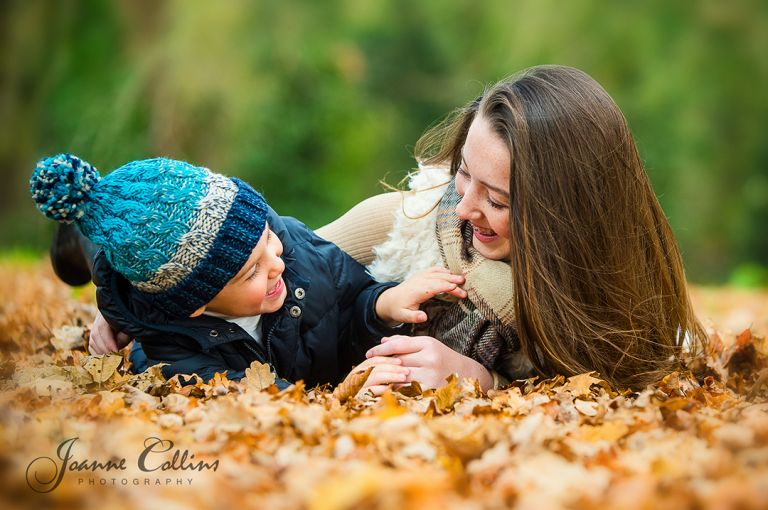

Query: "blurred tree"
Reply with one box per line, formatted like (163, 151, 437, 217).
(1, 0, 765, 283)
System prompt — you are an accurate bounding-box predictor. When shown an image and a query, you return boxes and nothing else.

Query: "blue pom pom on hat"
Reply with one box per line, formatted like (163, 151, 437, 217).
(30, 154, 269, 317)
(30, 154, 100, 222)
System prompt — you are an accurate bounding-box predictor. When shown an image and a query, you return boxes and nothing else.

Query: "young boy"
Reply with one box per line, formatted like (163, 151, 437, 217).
(30, 154, 465, 388)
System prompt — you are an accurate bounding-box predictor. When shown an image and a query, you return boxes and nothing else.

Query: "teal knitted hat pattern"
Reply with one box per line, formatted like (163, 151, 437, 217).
(30, 154, 268, 317)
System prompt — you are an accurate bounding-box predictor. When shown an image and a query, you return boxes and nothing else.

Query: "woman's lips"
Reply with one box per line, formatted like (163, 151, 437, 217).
(266, 277, 284, 299)
(472, 224, 499, 243)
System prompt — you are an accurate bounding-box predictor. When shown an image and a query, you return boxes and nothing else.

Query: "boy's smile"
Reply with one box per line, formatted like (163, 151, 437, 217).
(190, 223, 287, 318)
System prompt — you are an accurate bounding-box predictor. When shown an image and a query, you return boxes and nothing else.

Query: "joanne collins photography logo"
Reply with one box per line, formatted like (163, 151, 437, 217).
(26, 437, 219, 493)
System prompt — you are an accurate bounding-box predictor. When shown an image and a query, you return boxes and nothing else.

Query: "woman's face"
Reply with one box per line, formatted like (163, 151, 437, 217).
(455, 115, 512, 261)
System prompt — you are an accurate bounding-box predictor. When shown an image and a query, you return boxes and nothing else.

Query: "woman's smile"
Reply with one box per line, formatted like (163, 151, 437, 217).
(471, 222, 499, 243)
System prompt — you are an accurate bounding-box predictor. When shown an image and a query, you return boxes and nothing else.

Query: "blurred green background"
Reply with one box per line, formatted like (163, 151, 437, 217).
(1, 0, 766, 285)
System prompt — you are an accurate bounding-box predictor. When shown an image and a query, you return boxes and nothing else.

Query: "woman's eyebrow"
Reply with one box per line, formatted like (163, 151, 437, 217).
(482, 181, 509, 198)
(462, 156, 510, 198)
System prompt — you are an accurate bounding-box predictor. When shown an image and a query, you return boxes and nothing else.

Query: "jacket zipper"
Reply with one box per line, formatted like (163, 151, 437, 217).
(265, 320, 278, 364)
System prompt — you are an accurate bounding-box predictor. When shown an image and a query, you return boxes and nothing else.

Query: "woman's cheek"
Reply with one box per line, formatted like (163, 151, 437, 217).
(494, 210, 512, 239)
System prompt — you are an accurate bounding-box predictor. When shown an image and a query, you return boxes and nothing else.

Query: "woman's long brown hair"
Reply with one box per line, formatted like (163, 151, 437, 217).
(416, 65, 705, 389)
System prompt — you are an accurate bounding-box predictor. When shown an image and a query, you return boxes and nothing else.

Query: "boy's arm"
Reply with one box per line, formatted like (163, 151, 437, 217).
(134, 337, 292, 389)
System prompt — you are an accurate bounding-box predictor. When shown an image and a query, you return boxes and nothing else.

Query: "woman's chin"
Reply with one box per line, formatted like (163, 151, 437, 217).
(472, 237, 511, 261)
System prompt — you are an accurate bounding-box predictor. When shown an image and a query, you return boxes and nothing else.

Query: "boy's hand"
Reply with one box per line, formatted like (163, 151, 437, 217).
(88, 311, 131, 355)
(375, 267, 466, 325)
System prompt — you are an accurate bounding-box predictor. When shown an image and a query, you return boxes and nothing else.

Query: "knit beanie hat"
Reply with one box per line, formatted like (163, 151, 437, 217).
(30, 154, 268, 318)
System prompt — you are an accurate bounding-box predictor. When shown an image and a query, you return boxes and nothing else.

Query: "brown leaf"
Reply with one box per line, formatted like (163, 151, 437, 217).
(577, 420, 630, 443)
(373, 389, 407, 419)
(81, 354, 123, 383)
(50, 325, 87, 351)
(245, 360, 277, 391)
(564, 372, 602, 398)
(574, 399, 599, 417)
(747, 367, 768, 400)
(395, 381, 423, 397)
(434, 374, 461, 413)
(736, 328, 752, 349)
(333, 366, 373, 402)
(725, 329, 763, 378)
(124, 363, 169, 395)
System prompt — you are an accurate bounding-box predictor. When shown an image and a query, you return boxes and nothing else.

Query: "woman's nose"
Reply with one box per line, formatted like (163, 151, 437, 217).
(456, 192, 481, 221)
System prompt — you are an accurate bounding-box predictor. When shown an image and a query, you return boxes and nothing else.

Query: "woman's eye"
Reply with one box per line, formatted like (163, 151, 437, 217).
(487, 198, 507, 210)
(457, 166, 470, 179)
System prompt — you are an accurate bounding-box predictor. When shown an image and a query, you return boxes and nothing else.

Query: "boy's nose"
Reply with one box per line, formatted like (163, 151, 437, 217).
(269, 253, 285, 278)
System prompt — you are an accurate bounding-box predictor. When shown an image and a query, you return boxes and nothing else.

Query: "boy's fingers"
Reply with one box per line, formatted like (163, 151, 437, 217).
(443, 286, 468, 299)
(392, 309, 428, 324)
(425, 270, 464, 283)
(89, 331, 115, 355)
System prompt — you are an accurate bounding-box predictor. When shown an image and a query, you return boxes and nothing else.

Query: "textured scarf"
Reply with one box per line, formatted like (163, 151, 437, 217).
(414, 181, 533, 380)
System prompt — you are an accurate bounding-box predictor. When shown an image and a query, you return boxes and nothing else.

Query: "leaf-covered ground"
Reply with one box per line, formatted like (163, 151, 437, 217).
(0, 261, 766, 510)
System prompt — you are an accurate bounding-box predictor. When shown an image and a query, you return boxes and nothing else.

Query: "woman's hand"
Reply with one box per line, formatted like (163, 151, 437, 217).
(366, 335, 493, 391)
(375, 267, 466, 325)
(351, 356, 410, 396)
(88, 311, 131, 355)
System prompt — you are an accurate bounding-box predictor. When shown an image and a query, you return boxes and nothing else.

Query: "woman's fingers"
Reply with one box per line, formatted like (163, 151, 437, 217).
(366, 367, 409, 385)
(366, 336, 425, 358)
(357, 356, 403, 368)
(358, 364, 410, 397)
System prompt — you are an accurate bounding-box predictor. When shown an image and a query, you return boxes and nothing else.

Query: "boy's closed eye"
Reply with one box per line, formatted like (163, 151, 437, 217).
(246, 264, 260, 281)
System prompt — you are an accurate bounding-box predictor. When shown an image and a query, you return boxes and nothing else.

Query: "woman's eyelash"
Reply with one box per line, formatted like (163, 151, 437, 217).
(487, 198, 507, 210)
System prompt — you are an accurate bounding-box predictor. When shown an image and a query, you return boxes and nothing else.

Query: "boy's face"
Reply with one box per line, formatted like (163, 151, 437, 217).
(195, 223, 288, 317)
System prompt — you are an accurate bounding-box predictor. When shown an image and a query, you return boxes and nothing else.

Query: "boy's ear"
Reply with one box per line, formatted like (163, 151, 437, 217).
(189, 306, 206, 318)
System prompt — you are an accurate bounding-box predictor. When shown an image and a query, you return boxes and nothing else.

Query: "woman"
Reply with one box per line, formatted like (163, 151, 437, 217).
(321, 65, 705, 392)
(87, 65, 704, 391)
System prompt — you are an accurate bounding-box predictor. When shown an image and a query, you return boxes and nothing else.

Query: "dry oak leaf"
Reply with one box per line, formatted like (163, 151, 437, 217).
(577, 420, 630, 443)
(124, 362, 169, 396)
(332, 365, 373, 402)
(245, 360, 277, 391)
(434, 373, 462, 413)
(565, 372, 603, 398)
(374, 390, 408, 419)
(50, 325, 87, 351)
(574, 399, 600, 417)
(82, 353, 124, 383)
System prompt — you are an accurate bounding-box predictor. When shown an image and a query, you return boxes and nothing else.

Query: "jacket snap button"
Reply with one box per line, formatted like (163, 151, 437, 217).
(294, 287, 305, 300)
(289, 306, 302, 318)
(209, 330, 219, 337)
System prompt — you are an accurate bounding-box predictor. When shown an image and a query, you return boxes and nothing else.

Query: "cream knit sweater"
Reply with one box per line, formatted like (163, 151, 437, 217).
(315, 167, 450, 280)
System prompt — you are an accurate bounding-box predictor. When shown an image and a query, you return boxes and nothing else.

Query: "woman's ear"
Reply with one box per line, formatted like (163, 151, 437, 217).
(189, 305, 206, 318)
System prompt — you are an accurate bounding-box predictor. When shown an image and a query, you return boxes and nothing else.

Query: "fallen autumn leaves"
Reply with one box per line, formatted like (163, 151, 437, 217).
(0, 261, 766, 510)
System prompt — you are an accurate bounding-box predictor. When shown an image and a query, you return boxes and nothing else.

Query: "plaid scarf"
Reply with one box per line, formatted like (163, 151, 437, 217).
(414, 181, 533, 380)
